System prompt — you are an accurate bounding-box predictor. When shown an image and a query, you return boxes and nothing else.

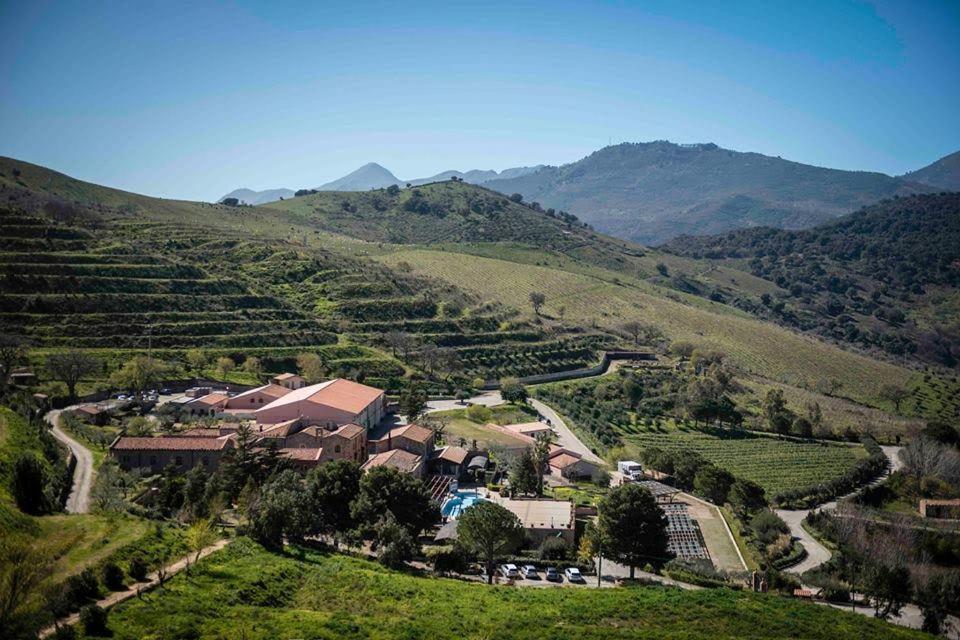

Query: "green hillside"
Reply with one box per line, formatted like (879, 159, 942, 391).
(94, 538, 922, 640)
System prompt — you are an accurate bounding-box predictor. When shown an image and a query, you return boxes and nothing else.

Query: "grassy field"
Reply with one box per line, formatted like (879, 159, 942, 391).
(621, 427, 868, 497)
(377, 248, 918, 409)
(433, 404, 538, 450)
(89, 538, 923, 640)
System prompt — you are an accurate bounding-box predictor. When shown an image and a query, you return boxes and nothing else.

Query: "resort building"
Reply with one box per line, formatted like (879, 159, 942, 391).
(111, 435, 235, 473)
(362, 448, 425, 478)
(369, 424, 435, 456)
(254, 378, 385, 429)
(547, 446, 602, 480)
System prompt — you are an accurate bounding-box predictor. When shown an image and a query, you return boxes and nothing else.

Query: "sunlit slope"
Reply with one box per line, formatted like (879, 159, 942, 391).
(378, 248, 915, 405)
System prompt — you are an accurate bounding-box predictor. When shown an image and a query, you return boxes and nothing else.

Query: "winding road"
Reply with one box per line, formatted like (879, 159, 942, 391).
(47, 408, 94, 513)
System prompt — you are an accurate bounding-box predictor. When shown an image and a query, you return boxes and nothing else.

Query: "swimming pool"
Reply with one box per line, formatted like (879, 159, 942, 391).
(441, 489, 486, 518)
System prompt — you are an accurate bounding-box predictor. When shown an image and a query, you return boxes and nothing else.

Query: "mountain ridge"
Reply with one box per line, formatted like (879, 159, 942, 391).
(902, 150, 960, 191)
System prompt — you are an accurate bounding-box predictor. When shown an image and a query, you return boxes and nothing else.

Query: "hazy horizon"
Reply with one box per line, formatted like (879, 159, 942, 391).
(2, 0, 959, 201)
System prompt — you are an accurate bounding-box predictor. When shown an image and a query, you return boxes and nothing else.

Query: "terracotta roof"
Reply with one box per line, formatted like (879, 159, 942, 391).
(330, 423, 365, 439)
(433, 446, 469, 465)
(548, 453, 583, 470)
(112, 436, 233, 451)
(362, 449, 422, 474)
(176, 428, 222, 437)
(548, 445, 579, 459)
(189, 393, 229, 407)
(385, 424, 433, 444)
(258, 378, 383, 415)
(228, 383, 291, 403)
(280, 447, 322, 462)
(505, 421, 551, 435)
(256, 418, 300, 438)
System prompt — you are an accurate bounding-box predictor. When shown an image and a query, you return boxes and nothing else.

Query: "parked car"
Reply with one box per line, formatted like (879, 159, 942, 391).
(116, 394, 127, 401)
(160, 388, 172, 394)
(544, 567, 562, 582)
(564, 567, 585, 583)
(499, 563, 520, 579)
(521, 565, 539, 579)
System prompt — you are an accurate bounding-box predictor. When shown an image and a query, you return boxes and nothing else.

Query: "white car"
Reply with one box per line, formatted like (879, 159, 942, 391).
(521, 565, 539, 579)
(564, 567, 585, 583)
(500, 563, 520, 579)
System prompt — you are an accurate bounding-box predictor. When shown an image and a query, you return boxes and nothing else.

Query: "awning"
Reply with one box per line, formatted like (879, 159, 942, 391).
(467, 455, 488, 470)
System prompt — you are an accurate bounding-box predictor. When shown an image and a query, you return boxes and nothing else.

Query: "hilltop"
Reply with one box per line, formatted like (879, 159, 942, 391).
(902, 149, 960, 191)
(219, 187, 295, 205)
(485, 141, 933, 244)
(316, 162, 401, 191)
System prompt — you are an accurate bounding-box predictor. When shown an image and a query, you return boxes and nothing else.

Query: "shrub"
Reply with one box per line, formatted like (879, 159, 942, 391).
(51, 626, 78, 640)
(539, 537, 570, 561)
(128, 555, 149, 581)
(80, 604, 109, 636)
(65, 568, 100, 609)
(101, 561, 125, 591)
(466, 404, 492, 423)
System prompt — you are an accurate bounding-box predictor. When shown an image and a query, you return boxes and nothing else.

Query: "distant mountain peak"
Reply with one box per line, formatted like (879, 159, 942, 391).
(317, 162, 401, 191)
(902, 150, 960, 191)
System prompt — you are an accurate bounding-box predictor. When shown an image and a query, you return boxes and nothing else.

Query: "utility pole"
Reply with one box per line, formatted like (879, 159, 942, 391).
(597, 534, 603, 588)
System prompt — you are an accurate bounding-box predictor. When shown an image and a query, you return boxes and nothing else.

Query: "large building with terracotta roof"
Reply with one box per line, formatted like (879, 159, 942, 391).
(111, 435, 235, 473)
(254, 378, 385, 429)
(370, 424, 435, 456)
(361, 448, 425, 478)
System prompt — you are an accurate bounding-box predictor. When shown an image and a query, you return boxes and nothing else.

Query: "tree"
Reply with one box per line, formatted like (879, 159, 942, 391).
(79, 604, 109, 636)
(352, 466, 439, 537)
(693, 466, 734, 505)
(11, 452, 50, 514)
(879, 384, 909, 412)
(101, 562, 124, 591)
(500, 377, 528, 404)
(508, 449, 538, 495)
(221, 197, 240, 207)
(384, 330, 415, 358)
(762, 388, 791, 435)
(792, 416, 813, 439)
(399, 382, 428, 421)
(916, 571, 960, 635)
(598, 484, 670, 578)
(728, 478, 766, 515)
(509, 193, 524, 203)
(532, 431, 553, 496)
(0, 535, 53, 631)
(805, 401, 823, 433)
(110, 355, 168, 398)
(373, 512, 417, 568)
(456, 501, 524, 584)
(215, 356, 235, 378)
(186, 518, 217, 568)
(305, 460, 362, 545)
(247, 470, 312, 549)
(185, 348, 207, 375)
(529, 291, 545, 316)
(296, 352, 325, 382)
(386, 184, 401, 196)
(620, 321, 663, 348)
(242, 356, 262, 379)
(46, 350, 100, 399)
(0, 334, 26, 387)
(863, 562, 911, 620)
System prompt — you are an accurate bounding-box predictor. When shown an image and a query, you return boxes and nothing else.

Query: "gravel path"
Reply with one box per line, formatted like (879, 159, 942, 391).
(47, 408, 95, 514)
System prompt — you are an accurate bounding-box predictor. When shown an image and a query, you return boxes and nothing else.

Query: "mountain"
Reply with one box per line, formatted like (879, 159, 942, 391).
(219, 165, 546, 204)
(902, 150, 960, 191)
(662, 192, 960, 368)
(406, 165, 544, 186)
(316, 162, 401, 191)
(219, 187, 295, 205)
(484, 141, 933, 245)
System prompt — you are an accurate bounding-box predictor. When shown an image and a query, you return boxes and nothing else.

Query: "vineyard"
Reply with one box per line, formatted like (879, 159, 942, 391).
(378, 248, 920, 409)
(623, 428, 869, 497)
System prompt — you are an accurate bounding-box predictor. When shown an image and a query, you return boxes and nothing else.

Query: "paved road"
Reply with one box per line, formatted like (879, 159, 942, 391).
(776, 445, 902, 576)
(47, 408, 94, 514)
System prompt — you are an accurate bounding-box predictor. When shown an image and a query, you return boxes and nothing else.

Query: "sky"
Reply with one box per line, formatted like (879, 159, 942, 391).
(1, 0, 959, 201)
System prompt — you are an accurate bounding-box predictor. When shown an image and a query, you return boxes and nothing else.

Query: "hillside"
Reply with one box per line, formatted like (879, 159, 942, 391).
(902, 150, 960, 191)
(95, 538, 922, 640)
(484, 141, 932, 244)
(662, 193, 960, 375)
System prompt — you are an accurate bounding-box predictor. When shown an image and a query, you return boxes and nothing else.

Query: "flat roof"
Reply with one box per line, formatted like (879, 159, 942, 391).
(494, 497, 574, 530)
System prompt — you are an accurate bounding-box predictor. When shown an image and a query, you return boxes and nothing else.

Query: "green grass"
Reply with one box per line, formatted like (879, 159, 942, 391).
(622, 428, 868, 497)
(92, 538, 923, 640)
(433, 404, 539, 450)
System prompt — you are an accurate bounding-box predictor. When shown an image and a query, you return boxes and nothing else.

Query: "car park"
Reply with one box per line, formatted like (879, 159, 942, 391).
(521, 565, 539, 579)
(564, 567, 585, 583)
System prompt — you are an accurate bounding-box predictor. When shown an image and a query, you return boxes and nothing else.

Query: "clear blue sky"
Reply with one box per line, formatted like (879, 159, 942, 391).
(1, 0, 958, 201)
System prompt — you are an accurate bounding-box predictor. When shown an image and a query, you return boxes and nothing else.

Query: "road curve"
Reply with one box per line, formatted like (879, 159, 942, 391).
(47, 408, 94, 513)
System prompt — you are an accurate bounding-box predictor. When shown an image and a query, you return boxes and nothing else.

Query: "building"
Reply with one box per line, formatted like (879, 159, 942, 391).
(185, 392, 229, 417)
(254, 378, 385, 429)
(490, 496, 575, 545)
(111, 436, 234, 473)
(369, 424, 435, 456)
(428, 445, 470, 478)
(919, 498, 960, 519)
(223, 384, 291, 412)
(65, 404, 108, 425)
(362, 448, 425, 478)
(501, 421, 553, 439)
(547, 447, 603, 480)
(272, 373, 307, 390)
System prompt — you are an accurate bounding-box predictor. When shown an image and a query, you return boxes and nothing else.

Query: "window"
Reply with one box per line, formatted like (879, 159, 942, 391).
(202, 457, 209, 466)
(334, 445, 341, 453)
(258, 397, 263, 403)
(175, 456, 183, 466)
(250, 397, 255, 403)
(149, 455, 157, 465)
(122, 455, 129, 463)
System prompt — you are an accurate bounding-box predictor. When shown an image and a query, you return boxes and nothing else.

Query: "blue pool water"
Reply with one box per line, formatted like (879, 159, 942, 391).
(441, 489, 486, 518)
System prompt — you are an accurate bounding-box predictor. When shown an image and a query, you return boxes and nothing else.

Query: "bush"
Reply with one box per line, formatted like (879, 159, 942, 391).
(80, 604, 109, 636)
(51, 626, 78, 640)
(539, 537, 569, 561)
(466, 404, 492, 423)
(101, 561, 125, 591)
(64, 568, 100, 609)
(128, 555, 149, 581)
